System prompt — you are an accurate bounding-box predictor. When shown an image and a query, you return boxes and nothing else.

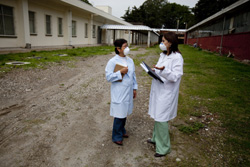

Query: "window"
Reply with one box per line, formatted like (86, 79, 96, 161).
(29, 11, 36, 34)
(72, 20, 76, 37)
(0, 4, 15, 35)
(45, 15, 51, 35)
(85, 23, 88, 38)
(92, 25, 96, 38)
(58, 17, 63, 36)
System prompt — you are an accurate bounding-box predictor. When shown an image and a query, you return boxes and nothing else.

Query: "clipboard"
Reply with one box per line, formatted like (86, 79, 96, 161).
(114, 63, 126, 82)
(140, 61, 164, 83)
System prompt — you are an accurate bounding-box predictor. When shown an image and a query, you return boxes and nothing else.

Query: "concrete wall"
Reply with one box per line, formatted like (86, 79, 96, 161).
(0, 0, 20, 47)
(0, 0, 130, 48)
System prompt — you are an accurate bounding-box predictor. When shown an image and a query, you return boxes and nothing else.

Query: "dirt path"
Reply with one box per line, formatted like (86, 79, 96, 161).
(0, 47, 220, 167)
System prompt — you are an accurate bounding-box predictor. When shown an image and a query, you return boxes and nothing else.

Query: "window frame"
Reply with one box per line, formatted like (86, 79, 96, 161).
(0, 4, 15, 37)
(29, 11, 36, 35)
(58, 17, 63, 37)
(72, 20, 77, 37)
(85, 23, 88, 38)
(45, 14, 52, 36)
(92, 24, 96, 38)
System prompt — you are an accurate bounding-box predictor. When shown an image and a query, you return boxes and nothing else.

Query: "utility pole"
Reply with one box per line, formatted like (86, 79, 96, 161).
(176, 19, 179, 33)
(184, 22, 188, 29)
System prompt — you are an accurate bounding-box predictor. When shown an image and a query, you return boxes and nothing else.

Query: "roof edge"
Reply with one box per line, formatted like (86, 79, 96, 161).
(187, 0, 249, 32)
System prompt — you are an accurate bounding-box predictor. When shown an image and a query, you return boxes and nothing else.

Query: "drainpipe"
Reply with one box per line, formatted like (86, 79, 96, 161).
(220, 16, 226, 55)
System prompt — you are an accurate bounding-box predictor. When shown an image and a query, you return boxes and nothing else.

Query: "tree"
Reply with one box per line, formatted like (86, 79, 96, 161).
(80, 0, 92, 6)
(161, 3, 195, 29)
(192, 0, 239, 23)
(122, 0, 195, 29)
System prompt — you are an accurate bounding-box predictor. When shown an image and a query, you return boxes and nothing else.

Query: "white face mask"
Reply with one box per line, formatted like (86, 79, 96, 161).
(159, 43, 167, 51)
(123, 47, 130, 56)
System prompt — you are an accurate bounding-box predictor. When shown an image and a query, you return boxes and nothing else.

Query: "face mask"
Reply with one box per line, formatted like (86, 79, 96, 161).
(123, 47, 130, 56)
(159, 43, 167, 51)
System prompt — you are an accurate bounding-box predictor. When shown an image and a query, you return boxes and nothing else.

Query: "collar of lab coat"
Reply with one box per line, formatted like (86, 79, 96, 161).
(161, 52, 175, 59)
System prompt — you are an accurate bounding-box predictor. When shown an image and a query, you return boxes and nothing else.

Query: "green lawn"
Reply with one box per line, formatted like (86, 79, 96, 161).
(178, 45, 250, 166)
(0, 46, 114, 75)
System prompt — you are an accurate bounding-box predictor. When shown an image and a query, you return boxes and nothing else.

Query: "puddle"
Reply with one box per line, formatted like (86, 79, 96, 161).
(53, 54, 68, 57)
(28, 56, 43, 60)
(6, 61, 31, 65)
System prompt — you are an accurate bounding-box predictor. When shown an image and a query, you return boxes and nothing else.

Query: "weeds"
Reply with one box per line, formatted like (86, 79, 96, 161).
(178, 122, 205, 134)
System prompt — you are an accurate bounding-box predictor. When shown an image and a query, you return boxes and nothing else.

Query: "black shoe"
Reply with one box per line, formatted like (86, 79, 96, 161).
(123, 134, 129, 138)
(147, 139, 155, 145)
(113, 141, 123, 146)
(154, 153, 166, 157)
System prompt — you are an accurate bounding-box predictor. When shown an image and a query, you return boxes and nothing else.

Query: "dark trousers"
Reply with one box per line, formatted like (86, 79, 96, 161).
(112, 117, 127, 142)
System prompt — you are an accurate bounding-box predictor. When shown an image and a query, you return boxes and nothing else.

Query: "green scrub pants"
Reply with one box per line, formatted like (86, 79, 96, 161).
(151, 121, 171, 155)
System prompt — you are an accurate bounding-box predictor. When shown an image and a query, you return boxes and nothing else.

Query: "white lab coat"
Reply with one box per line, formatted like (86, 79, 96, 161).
(105, 55, 138, 118)
(148, 52, 183, 122)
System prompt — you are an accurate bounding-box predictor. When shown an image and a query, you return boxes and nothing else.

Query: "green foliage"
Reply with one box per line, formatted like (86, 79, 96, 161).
(122, 0, 195, 29)
(192, 0, 238, 23)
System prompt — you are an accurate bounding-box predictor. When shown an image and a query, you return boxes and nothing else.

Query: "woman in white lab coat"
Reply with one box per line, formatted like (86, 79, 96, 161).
(147, 32, 183, 157)
(105, 39, 138, 146)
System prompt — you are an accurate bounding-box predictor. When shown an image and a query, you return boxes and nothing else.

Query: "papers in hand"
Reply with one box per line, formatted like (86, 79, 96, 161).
(114, 63, 127, 82)
(140, 61, 164, 83)
(140, 62, 149, 72)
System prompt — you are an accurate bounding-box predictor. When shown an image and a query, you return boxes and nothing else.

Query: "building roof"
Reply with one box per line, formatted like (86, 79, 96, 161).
(101, 25, 152, 31)
(101, 24, 160, 36)
(60, 0, 132, 26)
(187, 0, 249, 32)
(159, 29, 186, 32)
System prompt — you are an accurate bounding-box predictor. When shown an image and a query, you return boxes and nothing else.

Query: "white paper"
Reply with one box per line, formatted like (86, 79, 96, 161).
(140, 63, 148, 72)
(116, 62, 127, 67)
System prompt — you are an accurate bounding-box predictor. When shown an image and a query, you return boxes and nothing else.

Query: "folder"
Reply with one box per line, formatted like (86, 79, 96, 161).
(140, 61, 164, 83)
(114, 63, 127, 82)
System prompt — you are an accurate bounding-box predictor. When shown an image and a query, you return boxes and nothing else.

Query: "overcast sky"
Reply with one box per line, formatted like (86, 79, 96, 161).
(90, 0, 199, 19)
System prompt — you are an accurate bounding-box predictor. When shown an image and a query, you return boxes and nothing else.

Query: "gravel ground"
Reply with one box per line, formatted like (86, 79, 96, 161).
(0, 47, 227, 167)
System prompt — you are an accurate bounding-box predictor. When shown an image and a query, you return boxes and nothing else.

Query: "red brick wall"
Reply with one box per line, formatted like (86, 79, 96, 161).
(185, 32, 250, 60)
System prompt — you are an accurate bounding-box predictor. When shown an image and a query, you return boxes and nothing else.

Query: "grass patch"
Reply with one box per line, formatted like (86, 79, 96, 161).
(143, 44, 250, 166)
(130, 47, 139, 51)
(0, 46, 114, 74)
(178, 122, 205, 134)
(177, 44, 250, 166)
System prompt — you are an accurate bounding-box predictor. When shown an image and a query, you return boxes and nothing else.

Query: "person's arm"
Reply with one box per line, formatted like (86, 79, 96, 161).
(105, 60, 123, 82)
(133, 63, 138, 98)
(133, 89, 137, 99)
(157, 57, 183, 82)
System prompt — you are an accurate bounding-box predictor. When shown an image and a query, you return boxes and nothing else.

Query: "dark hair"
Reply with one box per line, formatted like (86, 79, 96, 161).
(114, 39, 127, 54)
(163, 32, 179, 54)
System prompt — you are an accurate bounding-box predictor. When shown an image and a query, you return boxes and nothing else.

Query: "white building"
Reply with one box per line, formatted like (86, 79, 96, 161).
(0, 0, 159, 50)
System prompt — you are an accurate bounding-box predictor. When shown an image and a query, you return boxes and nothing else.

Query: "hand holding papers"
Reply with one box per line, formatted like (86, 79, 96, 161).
(114, 63, 127, 82)
(140, 61, 164, 83)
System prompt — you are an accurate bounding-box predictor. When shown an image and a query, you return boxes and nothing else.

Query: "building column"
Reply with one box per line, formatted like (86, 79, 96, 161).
(147, 31, 151, 47)
(128, 31, 131, 46)
(66, 9, 72, 46)
(88, 14, 93, 44)
(107, 30, 111, 46)
(17, 0, 30, 48)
